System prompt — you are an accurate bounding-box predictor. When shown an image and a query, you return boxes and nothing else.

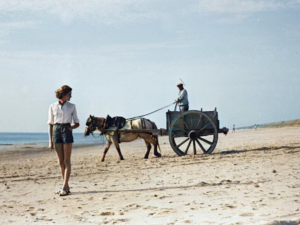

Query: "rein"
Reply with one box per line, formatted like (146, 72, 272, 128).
(126, 102, 175, 120)
(88, 102, 175, 138)
(87, 116, 104, 138)
(91, 130, 102, 138)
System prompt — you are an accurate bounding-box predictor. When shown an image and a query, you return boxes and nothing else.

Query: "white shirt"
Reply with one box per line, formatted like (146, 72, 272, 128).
(48, 101, 80, 125)
(178, 89, 189, 106)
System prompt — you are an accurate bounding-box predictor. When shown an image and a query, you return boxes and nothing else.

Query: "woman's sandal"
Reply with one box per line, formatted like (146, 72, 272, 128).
(59, 190, 68, 196)
(55, 188, 71, 196)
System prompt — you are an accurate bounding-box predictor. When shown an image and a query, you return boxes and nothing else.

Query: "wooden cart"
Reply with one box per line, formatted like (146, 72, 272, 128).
(166, 109, 228, 156)
(112, 108, 228, 156)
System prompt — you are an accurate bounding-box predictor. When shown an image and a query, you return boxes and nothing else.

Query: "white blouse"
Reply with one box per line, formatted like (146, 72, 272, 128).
(48, 102, 80, 125)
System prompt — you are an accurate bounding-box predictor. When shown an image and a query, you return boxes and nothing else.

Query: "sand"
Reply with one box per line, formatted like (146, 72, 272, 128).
(0, 127, 300, 225)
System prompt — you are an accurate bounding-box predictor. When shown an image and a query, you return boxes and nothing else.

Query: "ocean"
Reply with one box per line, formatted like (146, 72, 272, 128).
(0, 132, 105, 150)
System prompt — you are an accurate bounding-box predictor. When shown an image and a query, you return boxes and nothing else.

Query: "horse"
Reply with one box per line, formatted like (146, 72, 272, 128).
(84, 115, 161, 162)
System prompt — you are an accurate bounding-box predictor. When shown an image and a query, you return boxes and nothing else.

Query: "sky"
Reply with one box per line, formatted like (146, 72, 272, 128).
(0, 0, 299, 133)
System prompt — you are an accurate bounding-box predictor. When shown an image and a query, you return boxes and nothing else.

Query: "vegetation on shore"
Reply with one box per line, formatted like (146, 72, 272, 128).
(261, 119, 300, 128)
(238, 119, 300, 130)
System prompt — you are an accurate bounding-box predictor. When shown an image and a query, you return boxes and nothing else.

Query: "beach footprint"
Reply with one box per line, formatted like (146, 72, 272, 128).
(239, 213, 254, 217)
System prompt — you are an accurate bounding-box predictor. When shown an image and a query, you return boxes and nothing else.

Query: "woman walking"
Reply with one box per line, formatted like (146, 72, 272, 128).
(48, 85, 80, 196)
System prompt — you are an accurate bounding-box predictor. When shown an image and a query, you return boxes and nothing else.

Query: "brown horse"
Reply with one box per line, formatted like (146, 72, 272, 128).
(84, 115, 161, 162)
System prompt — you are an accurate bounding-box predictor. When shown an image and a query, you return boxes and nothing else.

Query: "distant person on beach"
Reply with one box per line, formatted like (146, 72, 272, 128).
(175, 83, 189, 112)
(232, 125, 235, 133)
(48, 85, 80, 196)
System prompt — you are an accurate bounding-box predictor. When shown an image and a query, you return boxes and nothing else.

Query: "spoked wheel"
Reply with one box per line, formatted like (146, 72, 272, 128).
(168, 110, 218, 156)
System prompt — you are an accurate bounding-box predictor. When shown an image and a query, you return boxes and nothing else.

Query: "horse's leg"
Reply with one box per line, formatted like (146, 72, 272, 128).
(142, 135, 161, 158)
(112, 136, 124, 161)
(144, 140, 151, 159)
(101, 141, 112, 162)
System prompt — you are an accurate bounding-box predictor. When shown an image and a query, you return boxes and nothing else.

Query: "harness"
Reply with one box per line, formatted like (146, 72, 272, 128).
(105, 115, 126, 129)
(139, 118, 156, 130)
(88, 116, 157, 142)
(104, 115, 126, 143)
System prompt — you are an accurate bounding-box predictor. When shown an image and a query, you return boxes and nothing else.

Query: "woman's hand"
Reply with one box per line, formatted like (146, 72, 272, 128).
(48, 141, 53, 150)
(70, 123, 80, 131)
(48, 125, 53, 150)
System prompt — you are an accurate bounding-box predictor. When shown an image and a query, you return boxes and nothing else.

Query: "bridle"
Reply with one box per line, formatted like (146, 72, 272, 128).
(85, 116, 105, 138)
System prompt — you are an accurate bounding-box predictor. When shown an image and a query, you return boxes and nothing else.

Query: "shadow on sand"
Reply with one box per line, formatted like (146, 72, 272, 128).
(217, 145, 300, 155)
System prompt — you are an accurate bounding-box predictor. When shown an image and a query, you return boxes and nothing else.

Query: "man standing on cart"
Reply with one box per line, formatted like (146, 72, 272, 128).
(175, 83, 189, 111)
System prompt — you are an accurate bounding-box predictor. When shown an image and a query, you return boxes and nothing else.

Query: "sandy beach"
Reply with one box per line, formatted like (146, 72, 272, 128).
(0, 127, 299, 225)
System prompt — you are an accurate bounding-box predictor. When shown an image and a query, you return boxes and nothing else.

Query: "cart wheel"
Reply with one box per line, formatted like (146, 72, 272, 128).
(168, 110, 218, 156)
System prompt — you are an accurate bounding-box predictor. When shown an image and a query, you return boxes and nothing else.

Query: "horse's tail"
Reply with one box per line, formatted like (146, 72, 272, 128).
(154, 135, 162, 155)
(147, 120, 162, 155)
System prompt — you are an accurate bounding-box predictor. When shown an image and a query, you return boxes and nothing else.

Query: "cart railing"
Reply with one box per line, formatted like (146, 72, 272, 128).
(166, 109, 220, 131)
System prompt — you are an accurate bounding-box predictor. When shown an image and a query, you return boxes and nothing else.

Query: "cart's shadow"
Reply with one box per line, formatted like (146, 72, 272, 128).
(216, 145, 300, 155)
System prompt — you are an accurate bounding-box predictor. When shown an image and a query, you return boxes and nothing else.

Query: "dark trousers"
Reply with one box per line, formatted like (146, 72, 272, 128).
(179, 105, 189, 112)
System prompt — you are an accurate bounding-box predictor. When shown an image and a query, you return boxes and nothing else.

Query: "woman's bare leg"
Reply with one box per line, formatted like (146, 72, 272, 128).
(62, 143, 72, 190)
(55, 143, 66, 181)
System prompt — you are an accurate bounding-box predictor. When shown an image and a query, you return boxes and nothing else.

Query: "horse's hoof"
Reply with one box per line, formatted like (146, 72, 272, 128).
(154, 153, 162, 157)
(144, 156, 149, 159)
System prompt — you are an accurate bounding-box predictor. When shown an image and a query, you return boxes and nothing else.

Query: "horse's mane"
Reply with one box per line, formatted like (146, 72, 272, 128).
(92, 116, 104, 120)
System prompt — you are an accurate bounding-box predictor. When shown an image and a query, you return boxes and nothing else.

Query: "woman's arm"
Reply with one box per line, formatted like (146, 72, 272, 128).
(70, 123, 80, 130)
(48, 124, 53, 149)
(48, 105, 54, 149)
(71, 104, 80, 130)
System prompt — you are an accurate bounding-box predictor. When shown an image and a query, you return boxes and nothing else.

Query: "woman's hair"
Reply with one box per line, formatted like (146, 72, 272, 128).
(55, 85, 72, 99)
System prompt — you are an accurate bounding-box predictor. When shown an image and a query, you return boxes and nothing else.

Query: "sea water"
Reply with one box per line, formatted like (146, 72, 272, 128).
(0, 132, 105, 150)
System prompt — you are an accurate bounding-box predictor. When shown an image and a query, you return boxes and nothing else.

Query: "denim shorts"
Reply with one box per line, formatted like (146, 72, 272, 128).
(53, 124, 74, 144)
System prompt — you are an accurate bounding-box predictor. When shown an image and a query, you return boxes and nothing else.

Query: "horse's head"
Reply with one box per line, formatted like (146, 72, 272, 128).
(84, 115, 93, 136)
(84, 115, 105, 136)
